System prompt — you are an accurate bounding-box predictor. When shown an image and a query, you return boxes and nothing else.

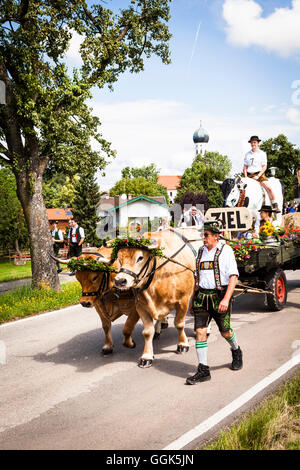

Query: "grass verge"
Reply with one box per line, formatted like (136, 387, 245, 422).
(0, 281, 82, 323)
(0, 261, 32, 282)
(202, 369, 300, 450)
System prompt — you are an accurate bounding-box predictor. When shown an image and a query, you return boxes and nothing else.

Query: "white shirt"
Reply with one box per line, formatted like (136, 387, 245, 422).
(51, 228, 63, 242)
(71, 225, 85, 243)
(244, 149, 267, 174)
(198, 241, 239, 289)
(184, 212, 204, 227)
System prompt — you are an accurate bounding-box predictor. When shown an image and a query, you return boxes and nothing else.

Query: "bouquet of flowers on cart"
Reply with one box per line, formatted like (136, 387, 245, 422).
(228, 240, 260, 263)
(277, 225, 300, 244)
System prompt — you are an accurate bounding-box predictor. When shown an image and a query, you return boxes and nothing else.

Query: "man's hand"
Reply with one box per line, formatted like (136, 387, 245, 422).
(218, 297, 229, 313)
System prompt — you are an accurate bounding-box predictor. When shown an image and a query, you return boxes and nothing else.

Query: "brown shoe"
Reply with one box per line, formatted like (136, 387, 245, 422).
(272, 202, 281, 213)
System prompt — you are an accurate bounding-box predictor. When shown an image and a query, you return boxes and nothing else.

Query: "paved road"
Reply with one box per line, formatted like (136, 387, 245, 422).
(0, 271, 299, 450)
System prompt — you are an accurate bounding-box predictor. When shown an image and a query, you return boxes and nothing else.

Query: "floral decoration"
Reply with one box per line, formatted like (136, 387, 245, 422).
(67, 257, 116, 273)
(228, 240, 261, 263)
(259, 221, 276, 239)
(277, 225, 300, 244)
(110, 237, 164, 261)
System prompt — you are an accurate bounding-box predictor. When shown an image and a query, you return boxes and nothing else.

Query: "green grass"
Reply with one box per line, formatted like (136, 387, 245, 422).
(0, 261, 32, 282)
(0, 281, 82, 323)
(203, 369, 300, 450)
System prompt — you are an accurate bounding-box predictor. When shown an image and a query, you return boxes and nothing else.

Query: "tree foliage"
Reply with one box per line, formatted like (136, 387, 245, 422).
(42, 174, 79, 208)
(72, 173, 101, 247)
(260, 134, 300, 201)
(176, 191, 209, 212)
(0, 167, 29, 251)
(176, 151, 232, 208)
(121, 163, 160, 183)
(110, 175, 169, 203)
(0, 0, 172, 288)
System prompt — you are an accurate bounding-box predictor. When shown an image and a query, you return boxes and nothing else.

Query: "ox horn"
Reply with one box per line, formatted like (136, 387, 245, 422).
(97, 256, 110, 264)
(213, 180, 223, 185)
(49, 253, 71, 264)
(146, 239, 159, 250)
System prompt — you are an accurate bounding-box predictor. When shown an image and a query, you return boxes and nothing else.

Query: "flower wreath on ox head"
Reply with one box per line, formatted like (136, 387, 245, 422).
(67, 238, 164, 273)
(67, 256, 116, 273)
(108, 237, 164, 261)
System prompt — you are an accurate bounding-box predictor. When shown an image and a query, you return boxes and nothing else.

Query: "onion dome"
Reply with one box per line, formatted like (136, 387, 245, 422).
(193, 121, 209, 144)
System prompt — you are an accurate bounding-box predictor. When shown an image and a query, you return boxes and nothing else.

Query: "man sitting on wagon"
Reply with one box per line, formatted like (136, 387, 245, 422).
(243, 135, 280, 213)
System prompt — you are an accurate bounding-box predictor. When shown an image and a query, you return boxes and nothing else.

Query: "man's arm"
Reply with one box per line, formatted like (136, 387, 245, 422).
(243, 164, 248, 177)
(78, 228, 85, 246)
(218, 274, 238, 313)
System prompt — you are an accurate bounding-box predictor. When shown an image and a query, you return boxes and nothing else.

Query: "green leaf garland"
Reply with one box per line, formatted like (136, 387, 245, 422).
(67, 257, 116, 273)
(110, 237, 164, 261)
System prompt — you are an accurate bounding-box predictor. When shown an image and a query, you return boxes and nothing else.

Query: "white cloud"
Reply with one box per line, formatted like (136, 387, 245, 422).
(286, 107, 300, 124)
(90, 99, 300, 191)
(65, 30, 84, 63)
(223, 0, 300, 57)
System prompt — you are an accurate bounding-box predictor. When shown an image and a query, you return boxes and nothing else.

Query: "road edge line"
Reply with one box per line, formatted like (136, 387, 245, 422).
(163, 354, 300, 450)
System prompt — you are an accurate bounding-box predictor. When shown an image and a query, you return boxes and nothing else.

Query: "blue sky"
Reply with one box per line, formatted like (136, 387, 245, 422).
(67, 0, 300, 190)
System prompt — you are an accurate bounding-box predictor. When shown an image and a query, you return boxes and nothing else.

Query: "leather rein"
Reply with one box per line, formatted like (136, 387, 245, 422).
(117, 228, 200, 293)
(80, 252, 110, 298)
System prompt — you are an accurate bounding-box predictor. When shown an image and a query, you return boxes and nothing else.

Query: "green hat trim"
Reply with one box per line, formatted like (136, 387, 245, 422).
(203, 221, 222, 234)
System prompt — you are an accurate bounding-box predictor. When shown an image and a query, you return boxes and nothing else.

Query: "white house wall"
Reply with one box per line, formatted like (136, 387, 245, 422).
(119, 200, 169, 226)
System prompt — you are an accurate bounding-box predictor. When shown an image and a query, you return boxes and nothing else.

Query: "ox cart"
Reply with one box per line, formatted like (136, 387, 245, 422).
(204, 206, 299, 312)
(234, 241, 300, 311)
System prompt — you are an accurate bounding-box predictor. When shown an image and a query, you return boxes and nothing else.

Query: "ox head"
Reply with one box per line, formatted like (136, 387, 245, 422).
(50, 248, 113, 308)
(113, 239, 159, 290)
(214, 176, 247, 207)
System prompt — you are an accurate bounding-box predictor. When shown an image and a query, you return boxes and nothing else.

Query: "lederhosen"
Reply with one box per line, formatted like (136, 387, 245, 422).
(192, 245, 233, 333)
(247, 171, 268, 182)
(70, 226, 83, 258)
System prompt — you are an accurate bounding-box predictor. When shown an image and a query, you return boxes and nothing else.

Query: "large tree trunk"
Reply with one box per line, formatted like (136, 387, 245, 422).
(15, 163, 60, 291)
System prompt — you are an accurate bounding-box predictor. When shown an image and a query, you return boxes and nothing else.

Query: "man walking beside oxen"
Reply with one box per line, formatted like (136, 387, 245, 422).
(186, 222, 243, 385)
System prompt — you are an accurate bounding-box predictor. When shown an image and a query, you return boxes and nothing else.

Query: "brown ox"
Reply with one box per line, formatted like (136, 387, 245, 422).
(113, 228, 203, 367)
(53, 246, 140, 355)
(52, 246, 167, 356)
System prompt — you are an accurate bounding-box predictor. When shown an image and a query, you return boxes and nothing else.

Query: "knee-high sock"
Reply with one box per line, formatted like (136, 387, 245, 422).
(196, 340, 208, 365)
(225, 330, 239, 350)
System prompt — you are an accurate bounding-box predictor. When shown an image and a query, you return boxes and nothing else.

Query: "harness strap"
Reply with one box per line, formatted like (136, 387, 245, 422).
(80, 253, 111, 298)
(168, 228, 198, 257)
(81, 271, 110, 298)
(119, 256, 152, 282)
(195, 244, 225, 290)
(237, 189, 246, 207)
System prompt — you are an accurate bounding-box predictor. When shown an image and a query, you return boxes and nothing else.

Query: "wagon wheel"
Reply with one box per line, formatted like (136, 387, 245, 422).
(266, 269, 287, 311)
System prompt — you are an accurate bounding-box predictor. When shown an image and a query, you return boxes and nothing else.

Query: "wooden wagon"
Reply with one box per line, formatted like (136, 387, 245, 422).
(235, 241, 300, 311)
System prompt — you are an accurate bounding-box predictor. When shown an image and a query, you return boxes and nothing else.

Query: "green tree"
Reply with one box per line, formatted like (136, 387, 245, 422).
(260, 134, 300, 201)
(0, 0, 171, 288)
(43, 174, 79, 208)
(0, 167, 29, 251)
(176, 151, 232, 208)
(72, 173, 101, 247)
(110, 176, 169, 203)
(121, 163, 160, 183)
